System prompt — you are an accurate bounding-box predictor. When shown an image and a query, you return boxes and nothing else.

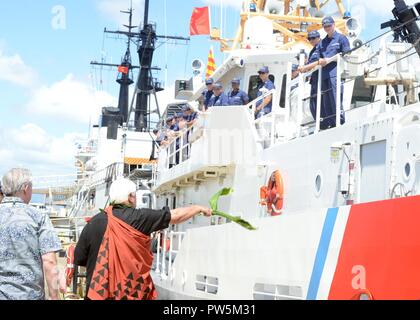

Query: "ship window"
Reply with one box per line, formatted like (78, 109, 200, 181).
(387, 85, 399, 105)
(351, 76, 376, 109)
(279, 74, 287, 108)
(248, 74, 275, 102)
(172, 196, 177, 209)
(404, 162, 411, 179)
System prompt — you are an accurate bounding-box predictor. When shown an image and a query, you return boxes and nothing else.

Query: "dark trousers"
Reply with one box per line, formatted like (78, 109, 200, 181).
(310, 78, 345, 130)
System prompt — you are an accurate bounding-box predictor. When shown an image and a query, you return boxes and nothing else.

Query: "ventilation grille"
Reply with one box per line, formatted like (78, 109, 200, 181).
(195, 275, 219, 295)
(253, 283, 303, 300)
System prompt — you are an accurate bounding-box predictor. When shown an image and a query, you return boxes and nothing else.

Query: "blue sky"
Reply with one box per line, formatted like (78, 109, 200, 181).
(0, 0, 413, 179)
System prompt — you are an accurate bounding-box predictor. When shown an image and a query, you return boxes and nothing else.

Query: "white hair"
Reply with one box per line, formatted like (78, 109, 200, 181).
(2, 168, 33, 196)
(109, 177, 136, 204)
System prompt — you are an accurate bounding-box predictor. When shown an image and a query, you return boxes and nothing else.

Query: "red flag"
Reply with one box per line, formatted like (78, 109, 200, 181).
(118, 65, 129, 74)
(190, 7, 210, 36)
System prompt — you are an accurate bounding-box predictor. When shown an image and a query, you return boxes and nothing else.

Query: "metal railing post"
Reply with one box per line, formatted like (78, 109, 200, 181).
(168, 232, 173, 275)
(296, 73, 304, 137)
(336, 55, 342, 128)
(285, 62, 292, 127)
(162, 230, 167, 277)
(315, 66, 323, 133)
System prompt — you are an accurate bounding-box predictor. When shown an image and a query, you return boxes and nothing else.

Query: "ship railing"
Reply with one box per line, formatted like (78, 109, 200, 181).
(247, 89, 279, 147)
(154, 230, 186, 279)
(249, 54, 344, 148)
(85, 162, 125, 189)
(290, 54, 343, 135)
(164, 125, 196, 169)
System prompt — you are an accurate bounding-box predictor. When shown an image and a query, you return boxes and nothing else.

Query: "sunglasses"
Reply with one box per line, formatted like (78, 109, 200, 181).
(308, 37, 318, 41)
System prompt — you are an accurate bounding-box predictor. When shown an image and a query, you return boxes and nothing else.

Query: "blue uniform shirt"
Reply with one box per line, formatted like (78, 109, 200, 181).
(202, 90, 214, 108)
(256, 79, 275, 113)
(311, 31, 350, 80)
(183, 112, 198, 123)
(208, 93, 229, 107)
(308, 45, 321, 84)
(227, 89, 249, 106)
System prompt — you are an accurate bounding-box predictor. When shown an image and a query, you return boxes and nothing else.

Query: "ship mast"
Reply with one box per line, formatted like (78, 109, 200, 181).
(93, 0, 190, 132)
(211, 0, 350, 52)
(91, 5, 139, 125)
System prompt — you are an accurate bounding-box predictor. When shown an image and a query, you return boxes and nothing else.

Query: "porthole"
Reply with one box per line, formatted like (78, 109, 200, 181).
(404, 162, 411, 180)
(314, 172, 323, 197)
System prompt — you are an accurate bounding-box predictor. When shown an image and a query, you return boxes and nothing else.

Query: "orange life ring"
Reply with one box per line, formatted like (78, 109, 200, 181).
(65, 244, 75, 287)
(260, 170, 284, 216)
(351, 289, 374, 300)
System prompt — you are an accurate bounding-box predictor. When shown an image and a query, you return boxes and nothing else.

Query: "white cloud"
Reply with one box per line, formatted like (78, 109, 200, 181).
(26, 74, 117, 124)
(0, 123, 84, 176)
(97, 0, 144, 26)
(0, 49, 37, 87)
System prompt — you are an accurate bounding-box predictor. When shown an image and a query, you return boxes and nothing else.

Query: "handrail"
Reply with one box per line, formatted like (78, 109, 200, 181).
(287, 53, 343, 135)
(154, 230, 186, 278)
(246, 89, 277, 116)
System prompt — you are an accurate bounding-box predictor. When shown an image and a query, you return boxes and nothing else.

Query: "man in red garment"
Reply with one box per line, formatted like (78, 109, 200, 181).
(74, 177, 212, 300)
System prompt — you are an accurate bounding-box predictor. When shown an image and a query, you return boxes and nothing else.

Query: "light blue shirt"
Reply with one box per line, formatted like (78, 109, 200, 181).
(227, 89, 249, 106)
(208, 93, 229, 107)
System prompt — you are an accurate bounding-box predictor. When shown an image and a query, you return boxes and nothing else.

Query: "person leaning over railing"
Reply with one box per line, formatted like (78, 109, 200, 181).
(297, 16, 350, 129)
(207, 82, 229, 108)
(182, 104, 198, 127)
(298, 30, 322, 124)
(74, 177, 212, 300)
(255, 66, 276, 119)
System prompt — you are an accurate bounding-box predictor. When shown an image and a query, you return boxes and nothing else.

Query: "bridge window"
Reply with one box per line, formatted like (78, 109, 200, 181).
(248, 74, 275, 102)
(351, 76, 376, 108)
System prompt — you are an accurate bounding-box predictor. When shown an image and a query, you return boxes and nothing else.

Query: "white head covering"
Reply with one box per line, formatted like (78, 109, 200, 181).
(109, 177, 136, 204)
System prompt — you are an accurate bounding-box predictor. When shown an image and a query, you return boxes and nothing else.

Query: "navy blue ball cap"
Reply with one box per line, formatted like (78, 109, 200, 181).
(213, 82, 223, 89)
(181, 104, 192, 111)
(205, 78, 214, 85)
(322, 16, 335, 26)
(308, 30, 321, 39)
(231, 78, 240, 84)
(292, 64, 299, 71)
(166, 116, 174, 122)
(258, 66, 269, 74)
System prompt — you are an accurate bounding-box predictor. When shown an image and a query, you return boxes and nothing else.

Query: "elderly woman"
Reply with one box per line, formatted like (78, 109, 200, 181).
(0, 168, 62, 300)
(74, 177, 212, 300)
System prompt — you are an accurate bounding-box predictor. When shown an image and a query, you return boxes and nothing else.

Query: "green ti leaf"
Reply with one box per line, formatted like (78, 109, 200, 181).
(209, 188, 234, 212)
(209, 188, 257, 231)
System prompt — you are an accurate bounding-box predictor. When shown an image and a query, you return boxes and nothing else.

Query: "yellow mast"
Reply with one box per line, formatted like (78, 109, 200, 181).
(211, 0, 349, 52)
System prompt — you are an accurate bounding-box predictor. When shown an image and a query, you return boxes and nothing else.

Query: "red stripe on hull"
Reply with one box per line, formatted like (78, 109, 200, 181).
(329, 196, 420, 300)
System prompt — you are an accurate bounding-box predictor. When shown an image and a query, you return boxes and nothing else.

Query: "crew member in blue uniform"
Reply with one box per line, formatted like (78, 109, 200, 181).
(301, 17, 350, 129)
(255, 66, 275, 119)
(316, 16, 350, 128)
(208, 83, 229, 107)
(202, 78, 215, 110)
(299, 30, 322, 123)
(227, 78, 249, 106)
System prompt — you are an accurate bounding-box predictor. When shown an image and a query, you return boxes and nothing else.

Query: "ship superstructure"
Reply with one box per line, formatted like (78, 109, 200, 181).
(149, 0, 420, 300)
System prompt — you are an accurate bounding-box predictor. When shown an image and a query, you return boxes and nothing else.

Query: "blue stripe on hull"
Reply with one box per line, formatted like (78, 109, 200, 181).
(306, 207, 339, 300)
